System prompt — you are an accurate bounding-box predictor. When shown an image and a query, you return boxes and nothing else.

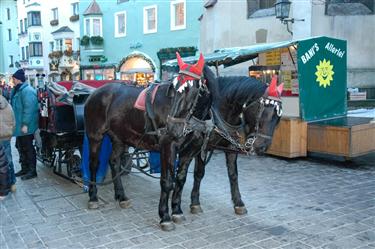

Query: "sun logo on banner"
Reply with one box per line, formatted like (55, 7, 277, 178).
(315, 59, 334, 88)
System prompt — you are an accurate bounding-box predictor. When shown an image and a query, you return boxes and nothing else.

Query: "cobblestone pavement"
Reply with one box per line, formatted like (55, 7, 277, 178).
(1, 145, 374, 249)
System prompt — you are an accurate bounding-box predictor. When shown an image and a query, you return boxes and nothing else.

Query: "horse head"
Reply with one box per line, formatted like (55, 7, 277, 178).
(242, 76, 283, 154)
(167, 52, 208, 139)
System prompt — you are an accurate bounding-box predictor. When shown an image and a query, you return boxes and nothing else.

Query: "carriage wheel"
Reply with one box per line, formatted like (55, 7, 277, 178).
(67, 154, 81, 178)
(129, 147, 149, 169)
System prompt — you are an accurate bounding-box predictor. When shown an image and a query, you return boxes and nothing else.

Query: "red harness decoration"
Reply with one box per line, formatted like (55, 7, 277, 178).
(134, 84, 160, 111)
(176, 52, 205, 85)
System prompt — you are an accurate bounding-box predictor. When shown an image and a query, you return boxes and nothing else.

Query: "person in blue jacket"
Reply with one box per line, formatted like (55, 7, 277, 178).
(10, 69, 39, 180)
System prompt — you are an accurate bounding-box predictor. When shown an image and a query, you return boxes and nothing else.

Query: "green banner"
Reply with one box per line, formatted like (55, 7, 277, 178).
(298, 37, 347, 121)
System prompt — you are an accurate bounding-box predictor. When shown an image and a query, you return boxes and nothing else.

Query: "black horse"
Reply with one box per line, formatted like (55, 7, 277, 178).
(84, 53, 211, 231)
(169, 69, 284, 223)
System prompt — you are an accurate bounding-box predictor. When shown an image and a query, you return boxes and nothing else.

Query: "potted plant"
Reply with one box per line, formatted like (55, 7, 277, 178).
(90, 36, 104, 46)
(50, 19, 59, 26)
(70, 15, 79, 22)
(48, 51, 63, 59)
(80, 35, 90, 46)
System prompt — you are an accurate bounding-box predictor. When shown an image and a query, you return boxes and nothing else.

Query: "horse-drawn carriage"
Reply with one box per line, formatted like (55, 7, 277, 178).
(35, 79, 152, 181)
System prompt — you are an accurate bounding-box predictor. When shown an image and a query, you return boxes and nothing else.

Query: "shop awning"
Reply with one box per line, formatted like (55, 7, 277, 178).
(162, 39, 299, 70)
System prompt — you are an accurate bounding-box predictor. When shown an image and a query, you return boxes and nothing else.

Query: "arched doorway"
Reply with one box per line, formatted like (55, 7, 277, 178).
(118, 53, 155, 86)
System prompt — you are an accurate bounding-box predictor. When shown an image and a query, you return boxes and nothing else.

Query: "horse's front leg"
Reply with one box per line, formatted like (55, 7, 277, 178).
(159, 140, 177, 231)
(109, 142, 131, 209)
(171, 150, 195, 223)
(225, 152, 247, 215)
(190, 153, 206, 214)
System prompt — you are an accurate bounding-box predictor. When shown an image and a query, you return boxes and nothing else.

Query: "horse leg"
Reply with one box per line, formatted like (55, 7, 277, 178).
(88, 138, 102, 209)
(225, 152, 247, 215)
(109, 142, 131, 209)
(159, 141, 176, 231)
(190, 154, 205, 214)
(171, 151, 195, 224)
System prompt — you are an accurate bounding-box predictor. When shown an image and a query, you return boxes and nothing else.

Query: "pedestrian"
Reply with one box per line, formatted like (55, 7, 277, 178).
(0, 95, 16, 191)
(0, 144, 10, 200)
(10, 69, 39, 180)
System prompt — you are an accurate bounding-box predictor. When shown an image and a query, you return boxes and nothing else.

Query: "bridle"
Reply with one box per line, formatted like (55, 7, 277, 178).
(213, 95, 282, 154)
(166, 71, 210, 138)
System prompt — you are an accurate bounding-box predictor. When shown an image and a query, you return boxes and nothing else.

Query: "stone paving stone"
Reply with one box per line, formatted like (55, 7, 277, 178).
(181, 237, 210, 249)
(105, 239, 135, 249)
(36, 198, 77, 216)
(79, 236, 112, 248)
(67, 232, 96, 243)
(281, 241, 312, 249)
(254, 238, 284, 248)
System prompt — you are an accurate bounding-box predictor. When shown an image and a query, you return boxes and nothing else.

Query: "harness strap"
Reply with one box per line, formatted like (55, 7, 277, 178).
(179, 70, 201, 80)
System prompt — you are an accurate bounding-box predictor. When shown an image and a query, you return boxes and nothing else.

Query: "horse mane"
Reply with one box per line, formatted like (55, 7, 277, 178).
(216, 76, 267, 106)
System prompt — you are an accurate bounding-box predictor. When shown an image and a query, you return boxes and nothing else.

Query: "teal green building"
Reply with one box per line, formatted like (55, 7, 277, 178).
(79, 0, 202, 84)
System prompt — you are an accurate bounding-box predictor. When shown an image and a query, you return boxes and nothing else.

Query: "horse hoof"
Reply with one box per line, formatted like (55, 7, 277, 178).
(160, 221, 175, 231)
(88, 201, 99, 209)
(190, 205, 203, 214)
(172, 214, 186, 224)
(234, 206, 248, 215)
(119, 200, 132, 209)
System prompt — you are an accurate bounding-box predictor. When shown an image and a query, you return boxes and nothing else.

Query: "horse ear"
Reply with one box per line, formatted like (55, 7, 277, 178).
(194, 53, 205, 75)
(267, 75, 278, 97)
(277, 83, 284, 95)
(176, 52, 184, 69)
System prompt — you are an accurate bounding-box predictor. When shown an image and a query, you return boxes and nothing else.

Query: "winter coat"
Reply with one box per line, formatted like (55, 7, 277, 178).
(0, 144, 10, 196)
(0, 95, 15, 141)
(10, 83, 39, 137)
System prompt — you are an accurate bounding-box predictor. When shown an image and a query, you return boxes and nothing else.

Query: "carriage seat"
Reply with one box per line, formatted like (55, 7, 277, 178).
(134, 84, 160, 111)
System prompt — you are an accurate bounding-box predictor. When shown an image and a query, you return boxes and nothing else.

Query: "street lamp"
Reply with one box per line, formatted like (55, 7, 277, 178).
(275, 0, 304, 35)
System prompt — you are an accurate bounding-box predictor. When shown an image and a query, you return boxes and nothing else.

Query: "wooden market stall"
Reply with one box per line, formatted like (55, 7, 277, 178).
(163, 36, 375, 159)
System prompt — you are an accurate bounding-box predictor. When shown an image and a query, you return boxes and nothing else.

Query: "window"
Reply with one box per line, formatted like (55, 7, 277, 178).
(27, 11, 41, 26)
(85, 19, 91, 36)
(51, 8, 58, 20)
(247, 0, 276, 18)
(7, 8, 10, 20)
(29, 42, 43, 57)
(170, 0, 186, 30)
(84, 17, 103, 36)
(325, 0, 374, 15)
(8, 29, 12, 41)
(93, 18, 102, 36)
(55, 39, 63, 51)
(21, 47, 25, 60)
(26, 46, 29, 59)
(50, 41, 54, 52)
(114, 11, 126, 37)
(20, 20, 24, 33)
(260, 0, 276, 9)
(144, 5, 157, 34)
(72, 2, 79, 15)
(9, 56, 14, 67)
(24, 18, 27, 32)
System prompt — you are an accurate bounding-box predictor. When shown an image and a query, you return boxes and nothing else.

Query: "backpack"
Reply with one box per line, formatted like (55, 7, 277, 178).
(0, 95, 15, 141)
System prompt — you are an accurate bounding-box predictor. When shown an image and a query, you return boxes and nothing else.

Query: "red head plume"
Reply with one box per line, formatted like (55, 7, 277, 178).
(267, 75, 283, 98)
(176, 52, 205, 80)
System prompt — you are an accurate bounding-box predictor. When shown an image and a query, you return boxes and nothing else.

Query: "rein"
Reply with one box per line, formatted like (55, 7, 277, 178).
(212, 95, 282, 155)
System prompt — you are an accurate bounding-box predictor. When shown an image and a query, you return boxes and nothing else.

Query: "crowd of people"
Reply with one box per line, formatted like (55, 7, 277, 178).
(0, 69, 39, 200)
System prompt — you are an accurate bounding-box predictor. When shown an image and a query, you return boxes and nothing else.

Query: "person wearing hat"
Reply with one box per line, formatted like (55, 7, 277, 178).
(10, 69, 39, 180)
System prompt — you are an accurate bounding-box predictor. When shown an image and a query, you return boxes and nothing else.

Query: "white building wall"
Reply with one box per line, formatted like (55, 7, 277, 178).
(17, 0, 80, 85)
(199, 0, 375, 88)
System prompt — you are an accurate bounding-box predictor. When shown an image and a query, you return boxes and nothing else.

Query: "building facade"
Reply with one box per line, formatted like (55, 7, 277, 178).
(79, 0, 202, 84)
(0, 0, 20, 82)
(16, 0, 80, 86)
(200, 0, 375, 88)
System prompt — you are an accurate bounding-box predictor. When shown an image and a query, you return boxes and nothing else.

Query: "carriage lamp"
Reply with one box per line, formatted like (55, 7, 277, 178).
(275, 0, 304, 35)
